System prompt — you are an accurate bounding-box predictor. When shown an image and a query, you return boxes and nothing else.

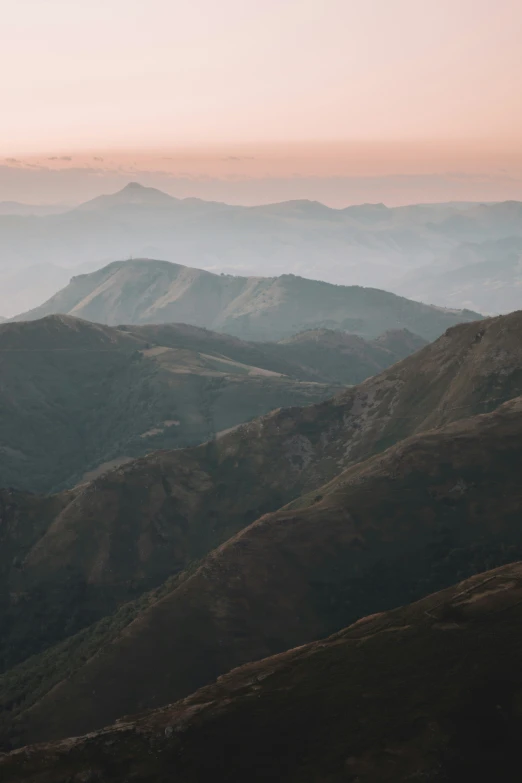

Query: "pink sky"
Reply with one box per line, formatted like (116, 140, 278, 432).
(1, 0, 521, 205)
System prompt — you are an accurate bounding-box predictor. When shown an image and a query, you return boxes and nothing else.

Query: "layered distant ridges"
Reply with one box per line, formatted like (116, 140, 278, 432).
(11, 258, 482, 341)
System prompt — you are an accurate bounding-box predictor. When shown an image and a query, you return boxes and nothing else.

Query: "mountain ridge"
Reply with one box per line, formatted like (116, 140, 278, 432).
(0, 314, 352, 494)
(10, 258, 482, 341)
(4, 561, 522, 781)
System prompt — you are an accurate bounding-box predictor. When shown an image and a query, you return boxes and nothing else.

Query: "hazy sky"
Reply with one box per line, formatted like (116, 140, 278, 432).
(1, 0, 522, 205)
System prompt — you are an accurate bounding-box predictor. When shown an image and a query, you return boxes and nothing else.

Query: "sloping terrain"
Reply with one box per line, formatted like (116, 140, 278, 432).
(271, 328, 428, 383)
(372, 326, 427, 358)
(0, 312, 519, 683)
(0, 315, 342, 494)
(124, 323, 428, 385)
(12, 258, 481, 341)
(4, 393, 522, 748)
(4, 562, 522, 782)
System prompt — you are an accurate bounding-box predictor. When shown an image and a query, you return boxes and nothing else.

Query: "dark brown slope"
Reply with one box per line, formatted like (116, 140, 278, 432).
(9, 395, 522, 747)
(0, 312, 520, 679)
(5, 562, 522, 783)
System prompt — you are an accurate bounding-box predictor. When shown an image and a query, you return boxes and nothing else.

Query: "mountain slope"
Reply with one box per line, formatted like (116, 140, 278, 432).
(5, 392, 522, 748)
(12, 258, 482, 341)
(0, 315, 341, 494)
(269, 327, 428, 383)
(4, 563, 522, 782)
(0, 311, 519, 681)
(75, 181, 179, 211)
(124, 323, 428, 385)
(371, 326, 427, 358)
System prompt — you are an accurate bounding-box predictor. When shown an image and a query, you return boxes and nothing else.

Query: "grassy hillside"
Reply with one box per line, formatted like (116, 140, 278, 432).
(12, 258, 482, 341)
(0, 315, 345, 494)
(4, 562, 522, 781)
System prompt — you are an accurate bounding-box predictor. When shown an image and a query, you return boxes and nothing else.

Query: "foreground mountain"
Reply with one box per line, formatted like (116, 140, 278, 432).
(0, 312, 517, 665)
(7, 396, 522, 747)
(3, 561, 522, 782)
(12, 258, 481, 341)
(1, 184, 521, 315)
(0, 315, 345, 493)
(2, 312, 522, 747)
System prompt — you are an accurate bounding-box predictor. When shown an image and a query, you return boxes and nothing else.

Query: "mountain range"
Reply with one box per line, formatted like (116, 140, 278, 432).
(2, 310, 522, 755)
(11, 258, 480, 341)
(1, 182, 522, 316)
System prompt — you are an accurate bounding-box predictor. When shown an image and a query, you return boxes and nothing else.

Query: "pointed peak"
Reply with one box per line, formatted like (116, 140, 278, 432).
(122, 181, 146, 190)
(75, 183, 178, 212)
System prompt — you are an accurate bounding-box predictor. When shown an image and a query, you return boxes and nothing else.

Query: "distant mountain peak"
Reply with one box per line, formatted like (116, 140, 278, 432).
(74, 182, 178, 212)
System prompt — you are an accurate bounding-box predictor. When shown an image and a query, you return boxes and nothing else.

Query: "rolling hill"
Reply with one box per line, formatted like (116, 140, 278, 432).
(124, 323, 428, 385)
(0, 315, 349, 494)
(11, 258, 481, 341)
